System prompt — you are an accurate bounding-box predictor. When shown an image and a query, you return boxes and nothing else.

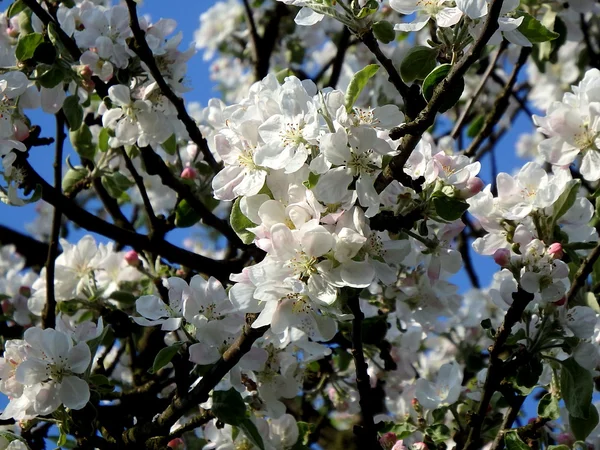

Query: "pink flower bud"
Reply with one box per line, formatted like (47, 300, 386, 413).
(82, 79, 96, 92)
(18, 286, 31, 297)
(493, 248, 510, 267)
(413, 443, 429, 450)
(79, 66, 93, 78)
(391, 440, 408, 450)
(379, 432, 397, 450)
(556, 432, 575, 446)
(13, 120, 29, 141)
(467, 177, 484, 195)
(167, 438, 185, 449)
(554, 296, 566, 306)
(180, 167, 197, 180)
(124, 250, 139, 266)
(548, 242, 563, 259)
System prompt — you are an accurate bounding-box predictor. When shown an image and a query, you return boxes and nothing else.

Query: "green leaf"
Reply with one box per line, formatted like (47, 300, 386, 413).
(467, 114, 485, 138)
(101, 172, 131, 199)
(399, 46, 438, 83)
(63, 96, 84, 131)
(61, 167, 88, 194)
(162, 134, 177, 155)
(34, 64, 65, 89)
(7, 0, 28, 18)
(390, 422, 417, 439)
(570, 404, 599, 441)
(551, 179, 580, 227)
(149, 342, 183, 374)
(538, 393, 560, 420)
(303, 172, 320, 189)
(212, 388, 247, 425)
(372, 21, 395, 44)
(560, 357, 594, 419)
(432, 196, 469, 221)
(275, 68, 294, 84)
(98, 127, 110, 152)
(422, 63, 464, 112)
(175, 199, 202, 228)
(69, 124, 95, 160)
(291, 422, 313, 450)
(15, 32, 43, 60)
(239, 418, 265, 450)
(344, 64, 379, 112)
(425, 424, 450, 443)
(230, 197, 257, 244)
(355, 0, 378, 18)
(504, 430, 529, 450)
(517, 12, 560, 43)
(108, 290, 137, 305)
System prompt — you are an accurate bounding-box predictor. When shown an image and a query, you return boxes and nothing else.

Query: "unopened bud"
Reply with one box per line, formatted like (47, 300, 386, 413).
(467, 177, 484, 195)
(493, 248, 511, 267)
(180, 167, 197, 180)
(413, 443, 429, 450)
(79, 66, 93, 78)
(379, 432, 397, 450)
(556, 432, 575, 446)
(167, 438, 185, 450)
(82, 78, 96, 92)
(554, 296, 567, 307)
(13, 120, 30, 141)
(18, 286, 31, 297)
(548, 242, 563, 259)
(124, 250, 139, 266)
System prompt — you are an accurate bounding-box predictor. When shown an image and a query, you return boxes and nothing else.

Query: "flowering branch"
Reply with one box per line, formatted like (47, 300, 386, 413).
(566, 242, 600, 305)
(124, 0, 218, 170)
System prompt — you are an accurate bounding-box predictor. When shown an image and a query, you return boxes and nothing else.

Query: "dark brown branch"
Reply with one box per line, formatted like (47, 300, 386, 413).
(42, 114, 65, 329)
(124, 0, 218, 170)
(566, 242, 600, 306)
(242, 0, 263, 81)
(490, 395, 527, 450)
(122, 314, 268, 447)
(0, 224, 50, 268)
(581, 14, 600, 70)
(15, 155, 241, 282)
(376, 0, 506, 193)
(347, 294, 380, 449)
(139, 146, 244, 248)
(120, 148, 160, 232)
(458, 230, 480, 289)
(327, 27, 352, 89)
(461, 288, 534, 450)
(464, 46, 531, 157)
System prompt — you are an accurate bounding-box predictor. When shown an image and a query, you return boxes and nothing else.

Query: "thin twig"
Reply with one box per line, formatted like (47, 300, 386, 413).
(42, 114, 65, 329)
(566, 242, 600, 306)
(376, 0, 506, 192)
(458, 230, 480, 289)
(327, 27, 352, 88)
(242, 0, 262, 81)
(464, 46, 531, 157)
(124, 0, 218, 170)
(451, 41, 507, 140)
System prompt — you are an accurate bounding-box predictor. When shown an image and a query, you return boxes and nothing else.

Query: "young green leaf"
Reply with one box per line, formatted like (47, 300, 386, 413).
(551, 179, 580, 227)
(399, 46, 438, 83)
(570, 404, 600, 441)
(344, 64, 380, 112)
(63, 96, 84, 131)
(230, 197, 257, 244)
(504, 431, 529, 450)
(175, 199, 202, 228)
(149, 342, 184, 374)
(538, 393, 560, 420)
(211, 388, 247, 425)
(422, 64, 464, 112)
(432, 196, 469, 222)
(517, 12, 560, 43)
(560, 357, 593, 419)
(372, 21, 395, 44)
(15, 32, 43, 61)
(69, 125, 96, 160)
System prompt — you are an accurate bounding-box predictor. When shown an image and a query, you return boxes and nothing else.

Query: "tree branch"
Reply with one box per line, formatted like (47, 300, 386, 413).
(348, 294, 379, 448)
(42, 114, 65, 330)
(566, 242, 600, 306)
(0, 224, 50, 268)
(376, 0, 506, 193)
(15, 155, 241, 282)
(124, 0, 218, 170)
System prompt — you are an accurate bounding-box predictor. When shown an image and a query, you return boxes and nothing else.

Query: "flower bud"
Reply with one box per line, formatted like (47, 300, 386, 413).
(18, 286, 31, 297)
(556, 432, 575, 446)
(466, 177, 484, 195)
(13, 120, 30, 141)
(79, 66, 93, 78)
(553, 296, 566, 307)
(124, 250, 140, 266)
(379, 432, 398, 450)
(493, 248, 510, 267)
(548, 242, 563, 259)
(82, 78, 96, 92)
(180, 167, 197, 180)
(167, 438, 185, 450)
(413, 443, 429, 450)
(391, 441, 408, 450)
